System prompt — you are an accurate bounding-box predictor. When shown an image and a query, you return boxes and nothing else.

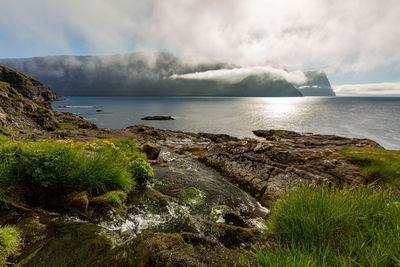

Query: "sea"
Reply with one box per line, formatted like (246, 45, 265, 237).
(52, 97, 400, 150)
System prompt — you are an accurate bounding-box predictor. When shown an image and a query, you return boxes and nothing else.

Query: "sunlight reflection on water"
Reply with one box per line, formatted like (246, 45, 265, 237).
(53, 96, 400, 150)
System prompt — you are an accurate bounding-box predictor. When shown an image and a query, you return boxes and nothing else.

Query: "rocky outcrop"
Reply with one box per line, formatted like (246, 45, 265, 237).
(198, 130, 380, 205)
(0, 65, 97, 135)
(0, 65, 58, 102)
(141, 116, 175, 120)
(121, 126, 381, 206)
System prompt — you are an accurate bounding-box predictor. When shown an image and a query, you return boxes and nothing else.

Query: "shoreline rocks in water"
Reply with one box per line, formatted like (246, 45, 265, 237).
(141, 115, 175, 120)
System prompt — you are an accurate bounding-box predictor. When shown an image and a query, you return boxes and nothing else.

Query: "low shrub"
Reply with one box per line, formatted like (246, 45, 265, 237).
(257, 185, 400, 266)
(128, 158, 154, 182)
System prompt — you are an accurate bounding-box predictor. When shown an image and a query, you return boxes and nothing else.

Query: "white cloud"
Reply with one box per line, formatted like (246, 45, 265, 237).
(334, 82, 400, 96)
(171, 66, 307, 84)
(0, 0, 399, 76)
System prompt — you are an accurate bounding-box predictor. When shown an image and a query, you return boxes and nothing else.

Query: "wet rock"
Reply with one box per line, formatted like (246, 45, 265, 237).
(17, 221, 113, 266)
(141, 116, 175, 121)
(125, 127, 383, 206)
(61, 192, 89, 214)
(209, 205, 238, 223)
(177, 187, 204, 210)
(253, 129, 300, 139)
(141, 143, 161, 160)
(216, 223, 260, 248)
(101, 231, 202, 267)
(197, 133, 239, 143)
(90, 191, 128, 213)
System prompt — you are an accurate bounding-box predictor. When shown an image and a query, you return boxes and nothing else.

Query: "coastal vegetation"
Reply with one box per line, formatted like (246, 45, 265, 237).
(1, 64, 399, 265)
(340, 147, 400, 189)
(256, 185, 400, 266)
(0, 136, 152, 209)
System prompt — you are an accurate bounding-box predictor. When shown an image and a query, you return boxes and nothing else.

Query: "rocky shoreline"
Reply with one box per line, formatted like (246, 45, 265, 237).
(53, 125, 380, 204)
(1, 124, 382, 266)
(0, 65, 394, 266)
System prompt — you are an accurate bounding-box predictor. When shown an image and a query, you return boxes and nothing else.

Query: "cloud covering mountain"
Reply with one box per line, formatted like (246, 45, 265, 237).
(0, 53, 336, 97)
(1, 0, 399, 76)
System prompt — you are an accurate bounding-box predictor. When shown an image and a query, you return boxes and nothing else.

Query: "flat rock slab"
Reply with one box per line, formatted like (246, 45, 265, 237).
(141, 116, 175, 120)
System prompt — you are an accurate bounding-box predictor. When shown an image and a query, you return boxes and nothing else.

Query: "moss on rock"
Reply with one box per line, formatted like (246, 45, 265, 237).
(100, 231, 201, 267)
(90, 191, 127, 212)
(17, 221, 113, 267)
(216, 223, 260, 248)
(177, 187, 204, 210)
(61, 192, 89, 214)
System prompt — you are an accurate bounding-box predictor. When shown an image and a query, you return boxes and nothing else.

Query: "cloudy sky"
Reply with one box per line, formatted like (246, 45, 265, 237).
(0, 0, 399, 95)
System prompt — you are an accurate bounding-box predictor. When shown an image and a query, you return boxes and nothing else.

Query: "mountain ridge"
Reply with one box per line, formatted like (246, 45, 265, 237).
(0, 53, 335, 97)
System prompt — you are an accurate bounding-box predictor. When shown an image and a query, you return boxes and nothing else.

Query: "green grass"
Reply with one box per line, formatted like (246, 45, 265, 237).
(0, 137, 152, 208)
(0, 81, 10, 92)
(54, 123, 80, 134)
(256, 244, 336, 267)
(340, 147, 400, 189)
(272, 131, 289, 137)
(0, 226, 22, 266)
(57, 123, 78, 130)
(0, 126, 16, 137)
(257, 185, 400, 266)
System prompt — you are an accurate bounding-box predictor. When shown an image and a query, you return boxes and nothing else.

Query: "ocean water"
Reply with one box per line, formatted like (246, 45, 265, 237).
(53, 97, 400, 150)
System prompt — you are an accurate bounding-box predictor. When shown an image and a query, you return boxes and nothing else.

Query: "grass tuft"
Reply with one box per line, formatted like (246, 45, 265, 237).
(0, 137, 152, 208)
(257, 185, 400, 266)
(0, 226, 22, 266)
(340, 147, 400, 189)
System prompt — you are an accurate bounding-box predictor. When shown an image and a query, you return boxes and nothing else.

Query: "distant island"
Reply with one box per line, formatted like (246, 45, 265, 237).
(0, 53, 335, 97)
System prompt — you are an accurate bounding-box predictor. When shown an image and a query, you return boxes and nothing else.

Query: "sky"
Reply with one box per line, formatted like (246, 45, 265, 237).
(0, 0, 400, 95)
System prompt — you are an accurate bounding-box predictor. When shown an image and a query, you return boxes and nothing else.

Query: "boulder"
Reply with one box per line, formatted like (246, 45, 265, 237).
(141, 144, 161, 160)
(141, 116, 175, 121)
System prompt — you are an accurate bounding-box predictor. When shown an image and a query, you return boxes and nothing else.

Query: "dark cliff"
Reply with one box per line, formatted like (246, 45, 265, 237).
(298, 71, 336, 96)
(0, 65, 96, 134)
(0, 53, 304, 97)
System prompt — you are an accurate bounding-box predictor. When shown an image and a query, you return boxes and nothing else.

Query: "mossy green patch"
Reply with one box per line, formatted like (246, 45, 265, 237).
(18, 221, 112, 267)
(28, 104, 50, 117)
(91, 191, 127, 212)
(54, 122, 80, 134)
(0, 81, 10, 92)
(0, 126, 16, 136)
(216, 223, 260, 248)
(100, 231, 199, 266)
(177, 187, 204, 210)
(272, 131, 289, 137)
(57, 122, 78, 130)
(62, 192, 89, 213)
